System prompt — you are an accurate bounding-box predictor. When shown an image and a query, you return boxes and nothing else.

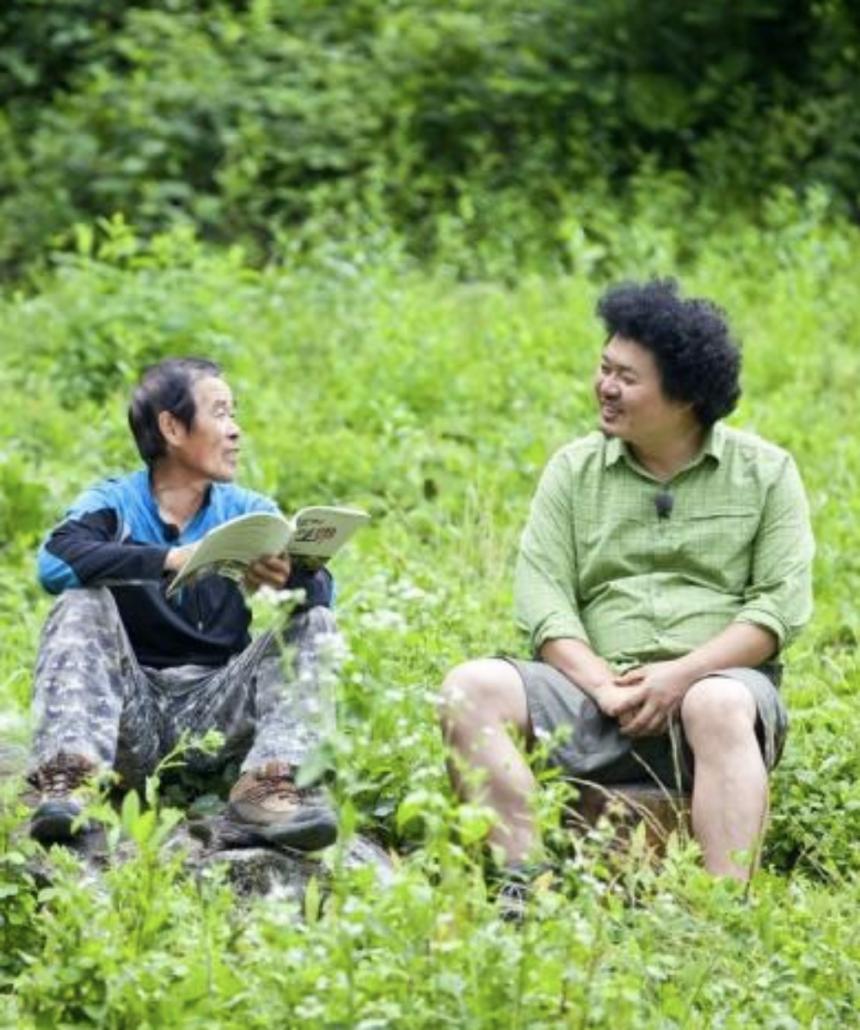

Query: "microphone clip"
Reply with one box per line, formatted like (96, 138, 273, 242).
(654, 490, 674, 520)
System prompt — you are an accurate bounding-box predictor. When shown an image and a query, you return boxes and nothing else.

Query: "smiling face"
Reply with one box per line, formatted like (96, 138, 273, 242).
(159, 375, 241, 483)
(594, 335, 697, 449)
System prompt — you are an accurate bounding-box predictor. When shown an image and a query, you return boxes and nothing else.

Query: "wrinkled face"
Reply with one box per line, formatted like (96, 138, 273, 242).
(164, 375, 241, 482)
(594, 335, 693, 446)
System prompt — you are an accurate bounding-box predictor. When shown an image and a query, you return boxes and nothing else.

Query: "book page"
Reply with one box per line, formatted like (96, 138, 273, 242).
(288, 506, 370, 561)
(167, 512, 290, 595)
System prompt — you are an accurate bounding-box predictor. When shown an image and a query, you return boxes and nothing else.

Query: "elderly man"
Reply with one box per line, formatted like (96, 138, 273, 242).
(29, 356, 340, 850)
(440, 279, 814, 882)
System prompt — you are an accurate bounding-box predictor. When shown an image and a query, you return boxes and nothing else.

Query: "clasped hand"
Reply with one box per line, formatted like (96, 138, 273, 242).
(594, 661, 691, 738)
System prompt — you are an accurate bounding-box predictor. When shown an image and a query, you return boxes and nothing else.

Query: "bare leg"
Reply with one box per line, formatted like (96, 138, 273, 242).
(438, 659, 538, 865)
(681, 676, 768, 881)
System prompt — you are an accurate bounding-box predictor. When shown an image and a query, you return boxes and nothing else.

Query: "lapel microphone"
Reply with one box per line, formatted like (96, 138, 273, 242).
(654, 490, 674, 520)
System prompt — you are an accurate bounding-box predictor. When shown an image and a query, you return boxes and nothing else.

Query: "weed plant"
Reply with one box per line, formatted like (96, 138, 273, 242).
(1, 204, 859, 1025)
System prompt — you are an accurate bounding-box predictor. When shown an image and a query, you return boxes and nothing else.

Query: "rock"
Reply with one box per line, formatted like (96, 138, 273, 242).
(2, 742, 394, 903)
(340, 833, 395, 884)
(0, 742, 37, 808)
(199, 846, 319, 901)
(186, 811, 394, 900)
(0, 741, 28, 777)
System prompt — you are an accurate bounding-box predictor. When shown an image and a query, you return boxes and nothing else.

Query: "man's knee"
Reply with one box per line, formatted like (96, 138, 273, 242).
(284, 604, 338, 639)
(681, 676, 757, 755)
(278, 605, 341, 660)
(303, 604, 338, 634)
(438, 659, 527, 740)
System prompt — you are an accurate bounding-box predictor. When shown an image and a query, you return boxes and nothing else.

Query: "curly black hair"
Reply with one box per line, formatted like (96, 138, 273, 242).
(596, 279, 741, 427)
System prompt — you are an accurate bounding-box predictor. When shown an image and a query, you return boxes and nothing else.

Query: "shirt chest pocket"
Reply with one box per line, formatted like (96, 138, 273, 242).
(677, 508, 760, 585)
(574, 515, 652, 573)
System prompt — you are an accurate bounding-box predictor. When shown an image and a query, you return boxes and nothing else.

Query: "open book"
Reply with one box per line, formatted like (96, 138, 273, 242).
(166, 506, 369, 596)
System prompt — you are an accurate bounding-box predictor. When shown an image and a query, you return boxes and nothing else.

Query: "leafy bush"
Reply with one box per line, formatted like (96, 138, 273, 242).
(1, 0, 858, 272)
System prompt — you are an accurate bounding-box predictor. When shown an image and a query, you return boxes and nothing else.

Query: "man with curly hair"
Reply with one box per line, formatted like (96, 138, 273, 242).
(440, 279, 814, 884)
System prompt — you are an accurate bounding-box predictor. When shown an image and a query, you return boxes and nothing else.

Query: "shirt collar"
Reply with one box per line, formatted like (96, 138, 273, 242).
(603, 436, 626, 468)
(702, 422, 725, 463)
(603, 422, 725, 471)
(143, 468, 213, 537)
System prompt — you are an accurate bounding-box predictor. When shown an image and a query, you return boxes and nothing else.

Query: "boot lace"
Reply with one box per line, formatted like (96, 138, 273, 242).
(33, 753, 95, 799)
(237, 762, 302, 805)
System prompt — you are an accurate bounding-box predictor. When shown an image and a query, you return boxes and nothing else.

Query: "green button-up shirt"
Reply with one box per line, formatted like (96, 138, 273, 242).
(514, 424, 814, 667)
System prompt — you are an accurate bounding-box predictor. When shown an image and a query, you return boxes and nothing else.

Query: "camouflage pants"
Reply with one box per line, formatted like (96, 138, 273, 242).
(28, 587, 341, 786)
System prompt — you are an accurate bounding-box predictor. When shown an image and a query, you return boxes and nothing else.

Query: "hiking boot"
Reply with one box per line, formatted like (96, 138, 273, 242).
(227, 762, 337, 851)
(29, 752, 98, 845)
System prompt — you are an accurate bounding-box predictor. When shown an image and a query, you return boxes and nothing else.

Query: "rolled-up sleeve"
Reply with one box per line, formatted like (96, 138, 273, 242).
(735, 454, 814, 648)
(514, 452, 590, 651)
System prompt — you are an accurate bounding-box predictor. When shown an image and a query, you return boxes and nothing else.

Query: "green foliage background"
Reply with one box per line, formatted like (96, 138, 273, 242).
(1, 2, 860, 1026)
(1, 0, 859, 274)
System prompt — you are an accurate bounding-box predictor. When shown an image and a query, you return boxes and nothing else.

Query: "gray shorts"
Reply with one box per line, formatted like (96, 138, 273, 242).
(502, 658, 788, 791)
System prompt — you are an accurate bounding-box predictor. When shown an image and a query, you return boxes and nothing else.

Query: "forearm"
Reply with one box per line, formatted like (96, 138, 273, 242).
(514, 451, 590, 652)
(539, 637, 615, 699)
(672, 622, 778, 688)
(40, 518, 169, 592)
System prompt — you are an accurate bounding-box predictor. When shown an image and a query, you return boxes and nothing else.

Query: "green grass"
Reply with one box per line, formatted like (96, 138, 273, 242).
(1, 212, 859, 1026)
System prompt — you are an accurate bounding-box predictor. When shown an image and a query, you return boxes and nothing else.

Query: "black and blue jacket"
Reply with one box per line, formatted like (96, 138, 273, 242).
(37, 469, 333, 669)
